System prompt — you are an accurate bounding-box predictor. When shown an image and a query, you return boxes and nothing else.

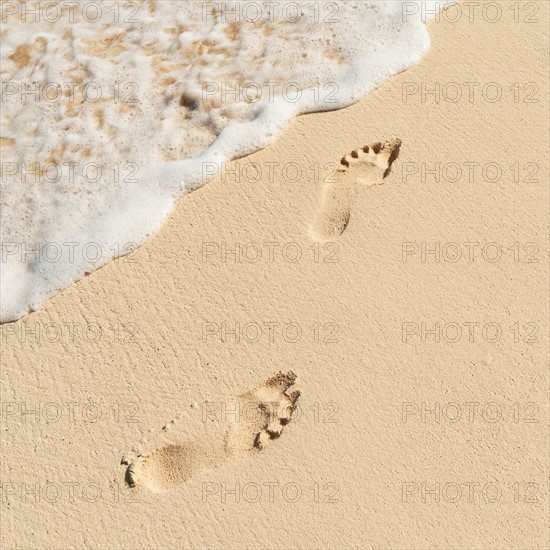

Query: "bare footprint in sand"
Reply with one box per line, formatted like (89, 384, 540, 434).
(125, 371, 300, 492)
(310, 138, 401, 240)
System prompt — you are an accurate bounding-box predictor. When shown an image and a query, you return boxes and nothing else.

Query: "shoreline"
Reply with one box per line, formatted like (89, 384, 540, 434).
(2, 3, 549, 549)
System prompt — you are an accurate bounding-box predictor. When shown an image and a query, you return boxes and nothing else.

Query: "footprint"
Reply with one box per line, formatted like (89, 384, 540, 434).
(125, 371, 300, 492)
(310, 138, 401, 240)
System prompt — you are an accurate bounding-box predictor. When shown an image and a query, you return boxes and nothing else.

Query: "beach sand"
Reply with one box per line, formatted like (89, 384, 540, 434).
(1, 3, 549, 548)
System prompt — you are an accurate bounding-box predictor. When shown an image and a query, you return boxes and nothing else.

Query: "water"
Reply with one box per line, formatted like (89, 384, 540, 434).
(0, 0, 452, 322)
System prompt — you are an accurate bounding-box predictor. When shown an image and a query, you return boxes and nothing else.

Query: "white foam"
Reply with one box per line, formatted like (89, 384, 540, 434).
(0, 0, 453, 322)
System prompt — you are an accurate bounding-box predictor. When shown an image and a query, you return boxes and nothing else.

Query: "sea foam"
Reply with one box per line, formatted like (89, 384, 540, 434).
(0, 1, 452, 322)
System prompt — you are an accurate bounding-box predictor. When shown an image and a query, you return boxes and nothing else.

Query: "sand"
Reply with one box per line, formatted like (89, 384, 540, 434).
(1, 2, 549, 549)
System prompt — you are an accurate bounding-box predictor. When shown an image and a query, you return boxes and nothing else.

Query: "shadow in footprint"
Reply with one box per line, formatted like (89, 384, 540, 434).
(125, 371, 300, 492)
(310, 138, 401, 240)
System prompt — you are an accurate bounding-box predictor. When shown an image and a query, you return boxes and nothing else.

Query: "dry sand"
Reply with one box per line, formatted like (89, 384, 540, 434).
(1, 2, 549, 549)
